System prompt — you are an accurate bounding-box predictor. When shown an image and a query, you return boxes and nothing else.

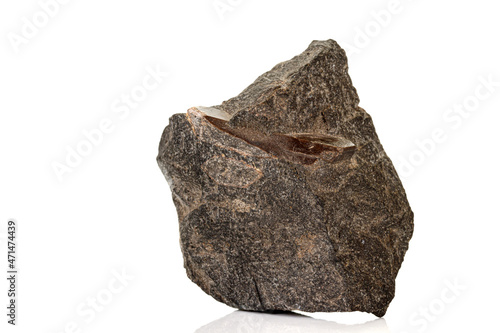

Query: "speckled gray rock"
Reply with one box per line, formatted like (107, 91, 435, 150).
(157, 39, 413, 317)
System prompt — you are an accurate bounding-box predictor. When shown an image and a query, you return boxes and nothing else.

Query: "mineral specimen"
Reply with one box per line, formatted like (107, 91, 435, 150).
(157, 39, 414, 317)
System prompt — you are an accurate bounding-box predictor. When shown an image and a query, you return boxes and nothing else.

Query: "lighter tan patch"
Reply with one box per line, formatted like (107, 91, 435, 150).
(295, 233, 319, 259)
(201, 156, 263, 188)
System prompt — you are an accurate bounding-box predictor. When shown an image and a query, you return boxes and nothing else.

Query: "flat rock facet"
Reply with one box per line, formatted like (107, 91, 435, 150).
(157, 39, 414, 317)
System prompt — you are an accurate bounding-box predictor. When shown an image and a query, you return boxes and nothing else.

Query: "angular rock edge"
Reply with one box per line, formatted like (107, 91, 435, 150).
(157, 39, 414, 317)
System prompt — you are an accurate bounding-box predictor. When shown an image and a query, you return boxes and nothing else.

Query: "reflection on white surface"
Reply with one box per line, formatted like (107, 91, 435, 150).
(195, 310, 390, 333)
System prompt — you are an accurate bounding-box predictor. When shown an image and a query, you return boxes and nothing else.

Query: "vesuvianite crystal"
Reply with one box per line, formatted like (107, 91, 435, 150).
(157, 39, 414, 317)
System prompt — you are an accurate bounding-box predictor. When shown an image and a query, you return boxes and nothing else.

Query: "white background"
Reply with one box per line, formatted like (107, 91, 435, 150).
(1, 0, 499, 332)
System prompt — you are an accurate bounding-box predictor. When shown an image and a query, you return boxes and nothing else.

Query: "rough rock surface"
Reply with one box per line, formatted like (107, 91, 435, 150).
(157, 39, 414, 317)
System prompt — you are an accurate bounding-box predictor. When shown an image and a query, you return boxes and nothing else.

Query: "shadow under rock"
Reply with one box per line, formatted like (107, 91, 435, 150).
(195, 310, 390, 333)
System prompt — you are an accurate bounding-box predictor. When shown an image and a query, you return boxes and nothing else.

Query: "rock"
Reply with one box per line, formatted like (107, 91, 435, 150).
(157, 39, 414, 317)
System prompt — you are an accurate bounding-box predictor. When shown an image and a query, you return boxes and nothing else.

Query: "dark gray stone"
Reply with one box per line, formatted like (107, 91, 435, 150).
(157, 39, 414, 317)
